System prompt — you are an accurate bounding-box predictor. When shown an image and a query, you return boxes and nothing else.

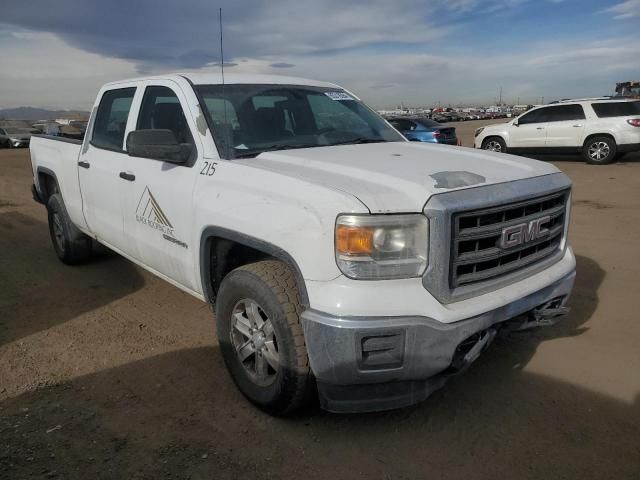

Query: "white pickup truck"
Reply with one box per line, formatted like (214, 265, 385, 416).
(30, 73, 576, 415)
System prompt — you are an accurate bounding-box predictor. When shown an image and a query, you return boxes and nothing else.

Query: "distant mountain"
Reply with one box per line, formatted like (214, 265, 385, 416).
(0, 107, 89, 121)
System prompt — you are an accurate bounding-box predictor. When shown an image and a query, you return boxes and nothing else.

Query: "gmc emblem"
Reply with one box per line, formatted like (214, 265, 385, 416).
(499, 215, 551, 249)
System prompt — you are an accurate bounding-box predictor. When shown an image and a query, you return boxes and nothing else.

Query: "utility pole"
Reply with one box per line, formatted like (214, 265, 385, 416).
(499, 86, 503, 106)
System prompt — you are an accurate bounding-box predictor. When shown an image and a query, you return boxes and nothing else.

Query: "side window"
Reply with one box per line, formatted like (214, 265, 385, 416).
(544, 105, 585, 122)
(0, 129, 5, 135)
(518, 108, 546, 125)
(92, 87, 136, 151)
(137, 86, 194, 144)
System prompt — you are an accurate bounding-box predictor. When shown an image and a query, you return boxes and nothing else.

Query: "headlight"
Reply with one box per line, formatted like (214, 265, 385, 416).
(335, 214, 428, 280)
(474, 127, 484, 138)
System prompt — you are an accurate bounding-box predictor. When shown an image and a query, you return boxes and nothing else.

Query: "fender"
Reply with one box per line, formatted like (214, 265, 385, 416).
(199, 226, 310, 308)
(35, 166, 61, 202)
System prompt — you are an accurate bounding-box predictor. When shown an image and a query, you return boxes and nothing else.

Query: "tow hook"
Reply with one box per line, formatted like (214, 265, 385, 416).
(451, 328, 497, 373)
(516, 297, 570, 330)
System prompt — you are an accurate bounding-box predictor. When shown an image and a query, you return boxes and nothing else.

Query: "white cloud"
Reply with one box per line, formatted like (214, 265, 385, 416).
(0, 33, 137, 109)
(604, 0, 640, 19)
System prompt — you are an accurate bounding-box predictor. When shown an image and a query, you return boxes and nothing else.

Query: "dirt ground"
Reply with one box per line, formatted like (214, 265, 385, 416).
(1, 122, 639, 479)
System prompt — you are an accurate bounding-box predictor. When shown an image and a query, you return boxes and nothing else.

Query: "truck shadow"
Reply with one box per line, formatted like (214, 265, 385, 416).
(1, 254, 625, 478)
(0, 211, 145, 347)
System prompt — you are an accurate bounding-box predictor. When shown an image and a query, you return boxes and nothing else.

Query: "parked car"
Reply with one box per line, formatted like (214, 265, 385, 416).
(0, 127, 35, 148)
(30, 73, 575, 415)
(388, 117, 458, 145)
(474, 98, 640, 164)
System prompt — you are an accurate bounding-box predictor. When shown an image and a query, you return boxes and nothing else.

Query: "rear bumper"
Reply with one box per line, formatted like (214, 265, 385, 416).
(301, 269, 575, 413)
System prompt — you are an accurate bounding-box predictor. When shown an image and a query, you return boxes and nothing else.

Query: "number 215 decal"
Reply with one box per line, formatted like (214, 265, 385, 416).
(200, 161, 218, 176)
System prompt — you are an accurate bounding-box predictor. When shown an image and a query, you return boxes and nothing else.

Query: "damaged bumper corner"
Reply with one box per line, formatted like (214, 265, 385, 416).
(301, 269, 575, 414)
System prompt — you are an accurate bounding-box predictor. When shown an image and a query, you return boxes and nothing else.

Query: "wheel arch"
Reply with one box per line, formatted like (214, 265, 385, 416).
(583, 132, 617, 147)
(199, 226, 310, 308)
(36, 166, 61, 204)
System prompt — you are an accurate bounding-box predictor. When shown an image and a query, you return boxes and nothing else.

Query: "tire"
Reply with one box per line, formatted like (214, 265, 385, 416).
(216, 260, 314, 416)
(583, 136, 617, 165)
(482, 136, 507, 153)
(46, 193, 93, 264)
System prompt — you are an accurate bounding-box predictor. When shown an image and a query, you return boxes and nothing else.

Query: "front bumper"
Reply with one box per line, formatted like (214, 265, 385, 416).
(301, 269, 575, 413)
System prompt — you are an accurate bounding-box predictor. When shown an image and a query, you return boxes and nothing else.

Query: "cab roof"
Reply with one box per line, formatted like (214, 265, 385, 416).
(103, 72, 342, 90)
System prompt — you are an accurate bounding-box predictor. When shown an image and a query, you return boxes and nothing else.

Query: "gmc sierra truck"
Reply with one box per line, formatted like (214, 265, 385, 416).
(30, 73, 576, 415)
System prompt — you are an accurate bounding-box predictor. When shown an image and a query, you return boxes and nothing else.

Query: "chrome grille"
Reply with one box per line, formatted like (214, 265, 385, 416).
(450, 190, 569, 288)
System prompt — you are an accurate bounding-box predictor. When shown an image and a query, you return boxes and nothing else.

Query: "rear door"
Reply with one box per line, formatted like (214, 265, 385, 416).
(120, 81, 201, 291)
(543, 104, 586, 147)
(510, 107, 548, 148)
(79, 86, 137, 251)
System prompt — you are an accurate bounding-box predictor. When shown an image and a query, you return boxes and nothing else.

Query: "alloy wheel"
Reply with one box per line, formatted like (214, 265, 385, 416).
(230, 299, 279, 386)
(52, 212, 65, 254)
(588, 141, 610, 161)
(484, 140, 502, 152)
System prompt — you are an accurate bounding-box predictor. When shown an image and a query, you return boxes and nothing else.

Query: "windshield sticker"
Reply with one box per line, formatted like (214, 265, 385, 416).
(325, 91, 354, 101)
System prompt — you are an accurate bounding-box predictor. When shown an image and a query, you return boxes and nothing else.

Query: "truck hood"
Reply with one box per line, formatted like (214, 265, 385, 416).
(240, 142, 559, 213)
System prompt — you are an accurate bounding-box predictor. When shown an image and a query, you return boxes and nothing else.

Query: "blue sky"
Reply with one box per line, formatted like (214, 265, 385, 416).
(0, 0, 638, 109)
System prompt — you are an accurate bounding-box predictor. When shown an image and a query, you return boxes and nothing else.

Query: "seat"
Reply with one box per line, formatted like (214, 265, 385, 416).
(151, 103, 190, 143)
(252, 107, 292, 142)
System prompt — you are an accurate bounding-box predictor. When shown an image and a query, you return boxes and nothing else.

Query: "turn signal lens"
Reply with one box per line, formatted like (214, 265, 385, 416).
(336, 225, 374, 255)
(335, 214, 429, 280)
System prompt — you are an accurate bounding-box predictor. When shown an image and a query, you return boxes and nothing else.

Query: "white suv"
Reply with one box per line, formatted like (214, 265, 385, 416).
(474, 98, 640, 164)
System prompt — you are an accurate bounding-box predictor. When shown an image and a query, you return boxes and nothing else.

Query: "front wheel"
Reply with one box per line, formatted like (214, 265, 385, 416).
(583, 136, 617, 165)
(216, 260, 314, 416)
(482, 137, 507, 153)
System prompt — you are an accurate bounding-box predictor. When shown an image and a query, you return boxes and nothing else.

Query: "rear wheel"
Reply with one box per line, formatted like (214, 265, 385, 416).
(216, 260, 314, 416)
(47, 193, 93, 264)
(482, 136, 507, 153)
(583, 136, 616, 165)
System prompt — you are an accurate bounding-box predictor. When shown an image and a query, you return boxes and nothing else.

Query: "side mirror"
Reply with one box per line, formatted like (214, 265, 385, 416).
(513, 119, 519, 127)
(126, 129, 193, 164)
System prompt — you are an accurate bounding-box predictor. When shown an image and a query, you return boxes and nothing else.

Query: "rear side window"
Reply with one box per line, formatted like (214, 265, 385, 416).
(92, 87, 136, 151)
(543, 105, 585, 122)
(137, 86, 194, 144)
(592, 101, 640, 118)
(388, 119, 416, 131)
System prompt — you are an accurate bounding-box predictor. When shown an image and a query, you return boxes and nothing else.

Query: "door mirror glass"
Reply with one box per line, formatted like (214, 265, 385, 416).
(126, 129, 193, 164)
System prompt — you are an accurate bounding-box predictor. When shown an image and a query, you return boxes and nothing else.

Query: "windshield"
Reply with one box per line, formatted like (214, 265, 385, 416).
(4, 128, 29, 135)
(420, 118, 441, 127)
(195, 84, 404, 159)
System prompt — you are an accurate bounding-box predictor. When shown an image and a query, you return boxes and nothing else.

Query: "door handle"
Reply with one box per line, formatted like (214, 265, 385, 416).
(78, 161, 90, 169)
(536, 127, 545, 130)
(119, 172, 135, 182)
(572, 124, 583, 127)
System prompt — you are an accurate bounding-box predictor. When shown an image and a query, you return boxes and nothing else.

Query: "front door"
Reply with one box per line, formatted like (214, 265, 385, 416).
(79, 86, 137, 252)
(121, 82, 201, 291)
(510, 107, 548, 148)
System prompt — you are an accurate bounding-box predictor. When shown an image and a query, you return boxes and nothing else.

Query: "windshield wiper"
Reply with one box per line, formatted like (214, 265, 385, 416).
(232, 143, 320, 159)
(329, 138, 388, 146)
